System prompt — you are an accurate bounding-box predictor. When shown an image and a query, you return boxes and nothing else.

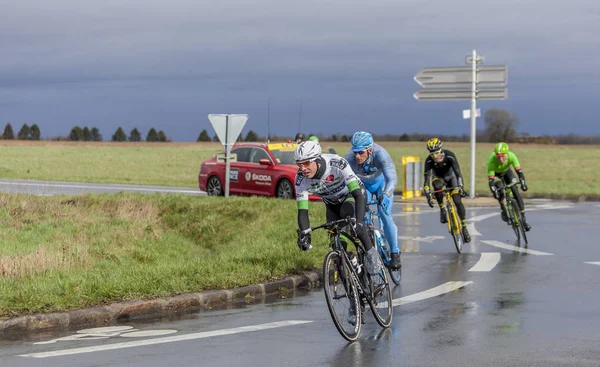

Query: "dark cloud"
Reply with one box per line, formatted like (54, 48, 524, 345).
(1, 0, 599, 141)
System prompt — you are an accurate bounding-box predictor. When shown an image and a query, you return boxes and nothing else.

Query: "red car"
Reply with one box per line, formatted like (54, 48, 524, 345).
(199, 142, 312, 199)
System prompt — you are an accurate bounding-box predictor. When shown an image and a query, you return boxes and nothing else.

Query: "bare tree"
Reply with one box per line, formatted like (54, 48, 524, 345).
(484, 108, 520, 143)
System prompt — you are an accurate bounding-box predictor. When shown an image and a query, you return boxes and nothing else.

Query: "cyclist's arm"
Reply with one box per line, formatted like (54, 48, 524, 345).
(340, 158, 366, 224)
(486, 152, 497, 180)
(377, 149, 398, 196)
(508, 152, 526, 181)
(295, 174, 310, 231)
(446, 151, 464, 186)
(423, 156, 433, 189)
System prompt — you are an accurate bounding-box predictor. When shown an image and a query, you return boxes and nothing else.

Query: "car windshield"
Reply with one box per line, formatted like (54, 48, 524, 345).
(270, 149, 296, 165)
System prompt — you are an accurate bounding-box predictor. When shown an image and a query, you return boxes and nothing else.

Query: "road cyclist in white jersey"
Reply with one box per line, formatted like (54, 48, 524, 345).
(345, 131, 401, 270)
(294, 140, 381, 277)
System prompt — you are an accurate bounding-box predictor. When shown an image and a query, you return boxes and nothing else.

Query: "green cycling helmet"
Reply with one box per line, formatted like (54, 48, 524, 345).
(494, 142, 509, 155)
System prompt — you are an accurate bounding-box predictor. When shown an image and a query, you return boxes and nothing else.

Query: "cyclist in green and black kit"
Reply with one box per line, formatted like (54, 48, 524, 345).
(487, 142, 531, 231)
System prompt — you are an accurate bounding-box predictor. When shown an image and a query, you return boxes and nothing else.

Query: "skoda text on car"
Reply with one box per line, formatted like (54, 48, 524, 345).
(199, 142, 317, 199)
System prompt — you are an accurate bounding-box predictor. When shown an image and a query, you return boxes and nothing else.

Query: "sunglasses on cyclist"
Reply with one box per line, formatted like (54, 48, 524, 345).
(430, 149, 443, 157)
(353, 150, 368, 156)
(296, 160, 314, 168)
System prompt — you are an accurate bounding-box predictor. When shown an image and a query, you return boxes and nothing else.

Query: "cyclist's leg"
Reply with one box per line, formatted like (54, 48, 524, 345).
(373, 185, 401, 268)
(496, 173, 509, 221)
(447, 173, 470, 242)
(340, 197, 380, 275)
(432, 177, 446, 223)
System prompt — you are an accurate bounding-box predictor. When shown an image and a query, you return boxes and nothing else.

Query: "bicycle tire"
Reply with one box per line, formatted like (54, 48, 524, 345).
(518, 211, 528, 245)
(508, 199, 521, 242)
(367, 257, 393, 327)
(448, 202, 463, 254)
(323, 250, 361, 341)
(374, 229, 401, 285)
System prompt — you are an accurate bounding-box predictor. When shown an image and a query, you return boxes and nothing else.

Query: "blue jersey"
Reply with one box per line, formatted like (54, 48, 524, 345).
(345, 143, 397, 195)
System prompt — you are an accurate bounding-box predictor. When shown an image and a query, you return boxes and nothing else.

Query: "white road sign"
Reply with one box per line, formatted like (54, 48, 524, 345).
(208, 114, 248, 151)
(414, 65, 507, 88)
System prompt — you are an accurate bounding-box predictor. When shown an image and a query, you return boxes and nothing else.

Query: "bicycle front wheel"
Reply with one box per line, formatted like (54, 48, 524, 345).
(518, 211, 528, 245)
(449, 203, 463, 254)
(509, 199, 521, 243)
(323, 251, 361, 341)
(367, 257, 393, 328)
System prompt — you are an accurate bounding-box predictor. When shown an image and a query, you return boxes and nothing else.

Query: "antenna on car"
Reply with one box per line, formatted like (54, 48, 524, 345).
(297, 100, 303, 134)
(266, 99, 271, 144)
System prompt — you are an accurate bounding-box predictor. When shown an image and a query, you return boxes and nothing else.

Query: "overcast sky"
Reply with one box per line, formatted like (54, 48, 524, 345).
(1, 0, 599, 141)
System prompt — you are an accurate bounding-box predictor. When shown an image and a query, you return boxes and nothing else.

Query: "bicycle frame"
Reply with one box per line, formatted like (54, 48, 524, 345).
(433, 186, 463, 253)
(364, 200, 390, 264)
(302, 219, 372, 304)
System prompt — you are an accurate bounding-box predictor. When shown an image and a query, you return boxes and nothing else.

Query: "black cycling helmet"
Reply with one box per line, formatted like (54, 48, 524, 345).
(295, 133, 305, 142)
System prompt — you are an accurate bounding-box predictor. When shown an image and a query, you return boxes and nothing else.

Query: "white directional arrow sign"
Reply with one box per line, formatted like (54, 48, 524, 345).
(414, 88, 507, 101)
(414, 65, 507, 88)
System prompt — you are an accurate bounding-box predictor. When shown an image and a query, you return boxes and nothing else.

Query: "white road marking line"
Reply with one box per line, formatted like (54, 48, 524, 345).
(584, 262, 600, 266)
(466, 222, 482, 236)
(481, 240, 554, 255)
(391, 281, 473, 307)
(393, 211, 430, 217)
(469, 212, 500, 222)
(20, 321, 312, 358)
(468, 252, 501, 272)
(397, 235, 445, 243)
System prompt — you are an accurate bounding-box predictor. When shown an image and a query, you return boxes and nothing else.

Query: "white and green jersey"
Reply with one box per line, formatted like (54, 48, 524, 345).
(295, 154, 362, 208)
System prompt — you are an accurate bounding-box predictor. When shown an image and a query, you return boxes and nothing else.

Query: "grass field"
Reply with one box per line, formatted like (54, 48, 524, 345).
(0, 140, 598, 196)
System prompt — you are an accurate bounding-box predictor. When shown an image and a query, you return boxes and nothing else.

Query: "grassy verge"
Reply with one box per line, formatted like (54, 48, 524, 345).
(0, 141, 599, 196)
(0, 193, 331, 317)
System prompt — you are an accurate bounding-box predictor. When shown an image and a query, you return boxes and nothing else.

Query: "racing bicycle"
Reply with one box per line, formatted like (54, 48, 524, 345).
(433, 186, 465, 254)
(364, 199, 402, 285)
(500, 181, 528, 245)
(300, 217, 393, 341)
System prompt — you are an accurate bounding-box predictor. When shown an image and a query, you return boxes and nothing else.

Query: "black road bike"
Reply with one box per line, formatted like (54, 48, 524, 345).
(301, 217, 393, 341)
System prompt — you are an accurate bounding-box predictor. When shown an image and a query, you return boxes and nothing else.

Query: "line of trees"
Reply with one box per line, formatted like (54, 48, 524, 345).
(1, 123, 41, 140)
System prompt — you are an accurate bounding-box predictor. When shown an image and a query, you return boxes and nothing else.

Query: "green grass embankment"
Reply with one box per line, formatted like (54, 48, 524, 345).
(0, 193, 327, 317)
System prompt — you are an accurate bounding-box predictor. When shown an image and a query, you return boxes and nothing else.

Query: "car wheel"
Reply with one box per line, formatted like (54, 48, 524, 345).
(276, 179, 294, 199)
(206, 176, 223, 196)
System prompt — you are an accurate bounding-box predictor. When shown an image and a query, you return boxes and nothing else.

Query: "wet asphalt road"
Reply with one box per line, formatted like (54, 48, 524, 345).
(1, 192, 600, 366)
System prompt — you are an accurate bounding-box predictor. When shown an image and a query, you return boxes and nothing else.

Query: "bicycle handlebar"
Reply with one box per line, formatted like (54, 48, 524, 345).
(300, 217, 354, 236)
(503, 181, 521, 189)
(433, 186, 460, 194)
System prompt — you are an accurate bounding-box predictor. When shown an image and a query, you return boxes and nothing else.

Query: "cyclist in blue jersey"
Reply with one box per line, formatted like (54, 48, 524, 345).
(345, 131, 401, 270)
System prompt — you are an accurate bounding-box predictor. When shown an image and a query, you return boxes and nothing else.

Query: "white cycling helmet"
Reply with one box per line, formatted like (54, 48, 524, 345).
(294, 140, 322, 162)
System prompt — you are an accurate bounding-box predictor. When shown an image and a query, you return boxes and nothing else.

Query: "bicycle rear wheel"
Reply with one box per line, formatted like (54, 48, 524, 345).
(323, 250, 361, 341)
(449, 203, 463, 254)
(508, 199, 521, 243)
(367, 258, 393, 327)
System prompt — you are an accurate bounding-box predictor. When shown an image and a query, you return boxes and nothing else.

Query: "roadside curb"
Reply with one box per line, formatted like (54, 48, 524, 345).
(0, 271, 323, 334)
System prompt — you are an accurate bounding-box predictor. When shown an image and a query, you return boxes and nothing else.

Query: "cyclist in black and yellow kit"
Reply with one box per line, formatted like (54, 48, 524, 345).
(423, 138, 471, 243)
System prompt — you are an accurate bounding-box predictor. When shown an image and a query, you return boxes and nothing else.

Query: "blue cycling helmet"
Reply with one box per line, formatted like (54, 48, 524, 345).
(351, 131, 373, 152)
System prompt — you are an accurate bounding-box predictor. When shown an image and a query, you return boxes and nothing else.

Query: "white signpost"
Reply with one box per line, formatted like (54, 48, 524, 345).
(208, 114, 248, 197)
(414, 50, 508, 199)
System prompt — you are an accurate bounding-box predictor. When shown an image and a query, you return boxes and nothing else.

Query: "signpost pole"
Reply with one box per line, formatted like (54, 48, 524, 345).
(469, 50, 477, 199)
(224, 115, 230, 198)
